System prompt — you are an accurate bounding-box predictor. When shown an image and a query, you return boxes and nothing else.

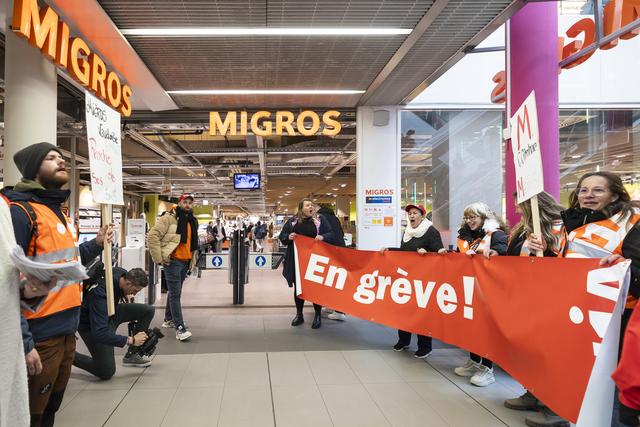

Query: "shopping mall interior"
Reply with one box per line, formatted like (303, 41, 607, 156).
(1, 0, 639, 426)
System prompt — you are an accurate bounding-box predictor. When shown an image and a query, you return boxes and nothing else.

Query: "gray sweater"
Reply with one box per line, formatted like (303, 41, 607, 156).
(0, 198, 29, 426)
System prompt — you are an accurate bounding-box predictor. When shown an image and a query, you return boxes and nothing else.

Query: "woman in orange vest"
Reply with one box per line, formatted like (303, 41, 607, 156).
(448, 202, 508, 387)
(524, 172, 639, 427)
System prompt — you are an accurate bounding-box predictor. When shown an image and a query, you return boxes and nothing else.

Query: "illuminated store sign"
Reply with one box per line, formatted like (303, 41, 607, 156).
(209, 111, 342, 137)
(491, 0, 640, 103)
(12, 0, 133, 116)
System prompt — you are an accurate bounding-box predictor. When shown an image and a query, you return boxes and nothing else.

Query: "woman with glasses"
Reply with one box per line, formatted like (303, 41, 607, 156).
(445, 202, 508, 387)
(524, 172, 640, 427)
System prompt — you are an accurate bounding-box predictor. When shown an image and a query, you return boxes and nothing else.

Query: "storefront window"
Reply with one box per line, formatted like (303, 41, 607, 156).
(400, 110, 504, 245)
(560, 109, 640, 202)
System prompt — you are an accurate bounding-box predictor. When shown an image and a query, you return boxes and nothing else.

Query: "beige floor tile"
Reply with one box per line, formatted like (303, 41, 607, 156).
(217, 385, 274, 427)
(305, 351, 360, 385)
(180, 353, 230, 388)
(268, 352, 316, 386)
(377, 350, 446, 382)
(105, 388, 175, 427)
(365, 382, 449, 427)
(272, 384, 333, 427)
(161, 386, 224, 427)
(57, 389, 128, 427)
(342, 350, 404, 384)
(410, 381, 507, 427)
(135, 354, 192, 389)
(224, 352, 270, 387)
(84, 367, 145, 390)
(319, 383, 390, 427)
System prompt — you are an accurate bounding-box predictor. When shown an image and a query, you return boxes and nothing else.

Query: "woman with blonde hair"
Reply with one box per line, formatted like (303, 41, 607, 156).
(507, 191, 564, 257)
(446, 202, 508, 386)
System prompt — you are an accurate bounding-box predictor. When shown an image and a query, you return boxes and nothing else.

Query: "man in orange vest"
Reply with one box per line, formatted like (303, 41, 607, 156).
(1, 142, 113, 427)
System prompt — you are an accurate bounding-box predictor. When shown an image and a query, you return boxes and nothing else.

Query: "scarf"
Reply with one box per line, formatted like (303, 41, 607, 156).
(402, 218, 432, 243)
(175, 207, 199, 251)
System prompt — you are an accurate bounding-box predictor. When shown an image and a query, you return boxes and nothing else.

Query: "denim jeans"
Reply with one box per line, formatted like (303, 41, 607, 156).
(164, 259, 190, 329)
(74, 302, 155, 380)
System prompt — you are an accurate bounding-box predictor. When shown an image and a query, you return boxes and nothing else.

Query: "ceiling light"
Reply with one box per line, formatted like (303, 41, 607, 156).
(340, 184, 347, 188)
(332, 188, 339, 191)
(121, 27, 412, 37)
(167, 89, 365, 95)
(203, 200, 209, 205)
(571, 155, 581, 159)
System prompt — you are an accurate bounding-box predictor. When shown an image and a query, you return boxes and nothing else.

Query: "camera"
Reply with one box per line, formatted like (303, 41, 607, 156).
(134, 327, 164, 357)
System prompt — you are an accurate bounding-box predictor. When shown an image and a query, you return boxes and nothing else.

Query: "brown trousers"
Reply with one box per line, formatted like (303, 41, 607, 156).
(28, 335, 75, 427)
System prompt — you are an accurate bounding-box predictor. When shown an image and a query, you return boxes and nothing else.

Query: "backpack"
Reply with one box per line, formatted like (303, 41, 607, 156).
(255, 224, 266, 239)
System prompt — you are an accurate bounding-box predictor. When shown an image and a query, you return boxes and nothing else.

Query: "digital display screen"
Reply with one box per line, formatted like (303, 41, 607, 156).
(234, 173, 261, 190)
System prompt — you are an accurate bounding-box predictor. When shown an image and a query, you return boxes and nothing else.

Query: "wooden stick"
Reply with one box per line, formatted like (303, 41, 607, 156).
(530, 195, 544, 258)
(101, 204, 115, 316)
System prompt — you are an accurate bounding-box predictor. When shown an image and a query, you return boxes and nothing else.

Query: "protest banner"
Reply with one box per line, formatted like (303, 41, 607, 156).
(86, 91, 123, 316)
(294, 236, 630, 425)
(510, 90, 545, 256)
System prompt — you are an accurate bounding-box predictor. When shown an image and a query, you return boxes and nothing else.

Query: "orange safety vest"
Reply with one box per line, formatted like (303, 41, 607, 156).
(13, 201, 82, 320)
(457, 233, 493, 254)
(561, 209, 640, 308)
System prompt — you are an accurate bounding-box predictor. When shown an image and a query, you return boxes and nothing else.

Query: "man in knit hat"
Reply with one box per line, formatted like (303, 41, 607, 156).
(2, 142, 114, 427)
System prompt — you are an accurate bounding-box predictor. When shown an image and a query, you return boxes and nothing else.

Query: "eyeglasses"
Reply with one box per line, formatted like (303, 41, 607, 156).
(577, 187, 608, 196)
(463, 215, 479, 222)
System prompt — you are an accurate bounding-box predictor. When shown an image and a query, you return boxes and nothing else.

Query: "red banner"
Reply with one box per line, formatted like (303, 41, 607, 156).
(294, 236, 630, 423)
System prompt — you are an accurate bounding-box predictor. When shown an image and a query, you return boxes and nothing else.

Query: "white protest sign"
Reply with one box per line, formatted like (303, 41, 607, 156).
(510, 90, 544, 203)
(85, 91, 124, 205)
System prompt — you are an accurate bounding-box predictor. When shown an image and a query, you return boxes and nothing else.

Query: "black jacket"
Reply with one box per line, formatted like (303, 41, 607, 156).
(317, 207, 345, 247)
(457, 224, 508, 255)
(2, 186, 104, 352)
(78, 267, 128, 347)
(390, 223, 444, 253)
(279, 216, 335, 287)
(622, 224, 640, 300)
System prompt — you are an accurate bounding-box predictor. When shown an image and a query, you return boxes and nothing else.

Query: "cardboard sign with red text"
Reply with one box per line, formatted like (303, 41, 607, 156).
(293, 236, 630, 424)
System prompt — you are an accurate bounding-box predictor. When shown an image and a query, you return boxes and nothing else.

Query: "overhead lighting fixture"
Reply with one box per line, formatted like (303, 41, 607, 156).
(167, 89, 365, 95)
(203, 200, 209, 205)
(340, 184, 347, 188)
(121, 27, 412, 37)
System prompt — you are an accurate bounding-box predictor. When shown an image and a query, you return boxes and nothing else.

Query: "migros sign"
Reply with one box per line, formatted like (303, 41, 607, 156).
(491, 0, 640, 103)
(210, 111, 342, 137)
(12, 0, 133, 116)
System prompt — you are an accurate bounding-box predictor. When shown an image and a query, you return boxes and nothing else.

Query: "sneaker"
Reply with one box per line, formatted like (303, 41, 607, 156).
(505, 391, 542, 411)
(393, 341, 410, 351)
(328, 312, 346, 321)
(470, 365, 495, 387)
(321, 307, 335, 316)
(176, 326, 192, 341)
(414, 349, 432, 358)
(525, 407, 569, 427)
(122, 353, 152, 368)
(454, 359, 481, 377)
(161, 320, 175, 328)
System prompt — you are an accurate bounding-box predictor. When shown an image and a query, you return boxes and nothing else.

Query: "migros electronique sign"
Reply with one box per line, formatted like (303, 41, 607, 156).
(210, 111, 342, 137)
(12, 0, 133, 116)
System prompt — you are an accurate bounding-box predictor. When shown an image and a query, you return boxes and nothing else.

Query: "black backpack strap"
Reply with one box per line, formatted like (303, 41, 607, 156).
(10, 201, 39, 257)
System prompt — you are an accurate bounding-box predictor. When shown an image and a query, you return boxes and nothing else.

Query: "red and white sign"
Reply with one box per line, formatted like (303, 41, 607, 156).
(294, 236, 630, 425)
(510, 91, 544, 203)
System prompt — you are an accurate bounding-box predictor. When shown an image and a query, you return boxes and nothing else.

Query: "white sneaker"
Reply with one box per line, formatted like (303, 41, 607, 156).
(322, 307, 335, 316)
(328, 312, 346, 321)
(470, 365, 495, 387)
(162, 320, 175, 328)
(454, 359, 481, 377)
(176, 327, 192, 341)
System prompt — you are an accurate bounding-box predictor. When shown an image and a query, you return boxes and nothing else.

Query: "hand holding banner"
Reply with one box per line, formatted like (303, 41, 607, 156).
(294, 237, 630, 425)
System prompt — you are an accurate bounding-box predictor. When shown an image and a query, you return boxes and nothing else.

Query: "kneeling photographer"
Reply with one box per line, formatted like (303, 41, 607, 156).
(73, 266, 157, 380)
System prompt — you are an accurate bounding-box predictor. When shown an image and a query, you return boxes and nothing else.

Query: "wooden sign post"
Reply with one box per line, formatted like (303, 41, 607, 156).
(510, 91, 545, 257)
(86, 91, 124, 316)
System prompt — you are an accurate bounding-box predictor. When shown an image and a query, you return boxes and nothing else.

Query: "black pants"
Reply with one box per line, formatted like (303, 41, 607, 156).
(294, 295, 321, 315)
(398, 330, 432, 352)
(470, 353, 493, 369)
(74, 302, 155, 380)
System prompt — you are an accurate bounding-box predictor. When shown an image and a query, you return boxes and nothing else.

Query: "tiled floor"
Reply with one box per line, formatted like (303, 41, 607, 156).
(57, 269, 533, 426)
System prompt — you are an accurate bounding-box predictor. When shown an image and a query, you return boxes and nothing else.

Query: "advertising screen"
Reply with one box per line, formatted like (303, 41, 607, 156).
(234, 173, 261, 190)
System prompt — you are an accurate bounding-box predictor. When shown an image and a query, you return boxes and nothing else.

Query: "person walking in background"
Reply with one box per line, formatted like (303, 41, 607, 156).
(148, 194, 198, 341)
(254, 220, 266, 253)
(447, 202, 508, 387)
(381, 204, 444, 358)
(213, 218, 226, 252)
(279, 198, 335, 329)
(317, 204, 348, 321)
